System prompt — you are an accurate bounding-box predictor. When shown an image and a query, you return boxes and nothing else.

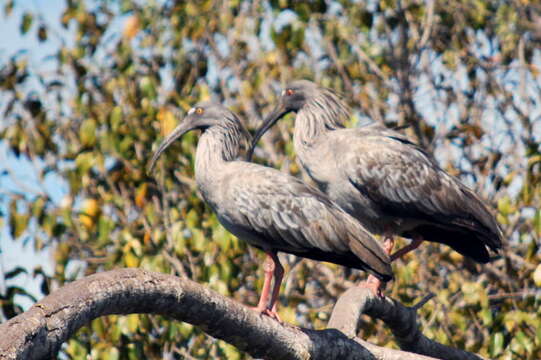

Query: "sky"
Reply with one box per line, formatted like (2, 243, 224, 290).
(0, 0, 68, 310)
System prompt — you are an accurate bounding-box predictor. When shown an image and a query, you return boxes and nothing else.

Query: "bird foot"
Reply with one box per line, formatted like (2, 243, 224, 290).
(383, 237, 395, 255)
(360, 275, 385, 298)
(250, 305, 282, 322)
(261, 308, 282, 322)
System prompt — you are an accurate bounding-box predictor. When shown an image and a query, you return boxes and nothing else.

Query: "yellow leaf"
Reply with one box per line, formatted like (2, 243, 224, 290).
(157, 107, 177, 137)
(530, 64, 539, 77)
(127, 314, 139, 333)
(448, 251, 463, 262)
(498, 196, 516, 216)
(123, 16, 140, 40)
(124, 251, 139, 268)
(533, 264, 541, 287)
(80, 118, 97, 147)
(143, 230, 151, 246)
(278, 306, 297, 325)
(198, 84, 210, 102)
(80, 198, 100, 230)
(135, 183, 148, 208)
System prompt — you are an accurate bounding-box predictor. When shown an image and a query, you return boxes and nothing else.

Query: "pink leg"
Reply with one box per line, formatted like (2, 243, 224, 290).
(252, 252, 282, 321)
(361, 230, 395, 297)
(253, 253, 275, 312)
(266, 252, 284, 320)
(362, 274, 384, 297)
(383, 234, 395, 254)
(390, 236, 424, 261)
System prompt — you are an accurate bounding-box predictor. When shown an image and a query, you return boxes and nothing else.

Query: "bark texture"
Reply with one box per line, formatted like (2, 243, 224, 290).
(0, 269, 484, 360)
(328, 287, 485, 360)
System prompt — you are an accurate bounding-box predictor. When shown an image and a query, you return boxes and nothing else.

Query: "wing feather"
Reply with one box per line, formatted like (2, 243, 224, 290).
(343, 133, 502, 251)
(226, 165, 392, 279)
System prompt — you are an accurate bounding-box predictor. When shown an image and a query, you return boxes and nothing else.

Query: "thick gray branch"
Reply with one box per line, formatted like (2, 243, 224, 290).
(328, 287, 485, 360)
(0, 269, 472, 360)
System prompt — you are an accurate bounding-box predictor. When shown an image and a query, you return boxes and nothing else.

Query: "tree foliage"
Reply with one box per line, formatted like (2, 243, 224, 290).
(1, 0, 540, 359)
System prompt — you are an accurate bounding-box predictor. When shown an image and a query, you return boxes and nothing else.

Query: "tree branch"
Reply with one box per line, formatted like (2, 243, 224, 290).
(328, 287, 485, 360)
(0, 269, 481, 360)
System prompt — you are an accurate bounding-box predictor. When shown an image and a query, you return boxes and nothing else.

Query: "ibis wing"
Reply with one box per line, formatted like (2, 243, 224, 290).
(228, 166, 392, 280)
(344, 134, 502, 252)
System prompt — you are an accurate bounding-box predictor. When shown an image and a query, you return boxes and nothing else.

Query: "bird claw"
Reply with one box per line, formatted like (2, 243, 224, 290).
(250, 305, 282, 322)
(383, 236, 395, 255)
(360, 275, 386, 298)
(261, 308, 282, 322)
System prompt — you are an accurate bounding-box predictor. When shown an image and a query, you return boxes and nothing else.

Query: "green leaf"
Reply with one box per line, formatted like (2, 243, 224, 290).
(139, 76, 157, 100)
(110, 106, 123, 131)
(37, 24, 48, 42)
(479, 307, 492, 326)
(20, 12, 33, 34)
(218, 341, 242, 360)
(127, 314, 140, 333)
(4, 0, 14, 17)
(533, 264, 541, 287)
(98, 216, 115, 246)
(534, 209, 541, 237)
(105, 347, 119, 360)
(491, 332, 504, 356)
(497, 196, 515, 216)
(80, 118, 97, 147)
(75, 151, 96, 175)
(10, 212, 29, 239)
(31, 196, 46, 220)
(91, 318, 107, 339)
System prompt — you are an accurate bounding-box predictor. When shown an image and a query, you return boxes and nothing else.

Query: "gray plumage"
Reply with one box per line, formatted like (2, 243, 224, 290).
(250, 80, 503, 263)
(149, 102, 393, 281)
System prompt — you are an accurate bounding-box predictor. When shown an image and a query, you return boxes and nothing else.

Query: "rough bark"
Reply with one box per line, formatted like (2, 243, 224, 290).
(0, 269, 483, 360)
(328, 287, 485, 360)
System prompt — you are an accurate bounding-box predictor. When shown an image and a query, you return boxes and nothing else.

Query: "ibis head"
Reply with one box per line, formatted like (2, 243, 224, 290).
(148, 103, 245, 173)
(248, 80, 349, 160)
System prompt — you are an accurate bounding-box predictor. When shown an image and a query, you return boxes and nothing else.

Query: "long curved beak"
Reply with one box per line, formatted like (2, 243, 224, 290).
(247, 103, 290, 161)
(147, 120, 196, 175)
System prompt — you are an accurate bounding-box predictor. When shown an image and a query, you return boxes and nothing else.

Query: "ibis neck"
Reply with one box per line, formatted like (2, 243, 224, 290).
(294, 100, 347, 150)
(194, 125, 244, 187)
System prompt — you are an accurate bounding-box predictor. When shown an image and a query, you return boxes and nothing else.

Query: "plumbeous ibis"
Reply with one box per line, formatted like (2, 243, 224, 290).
(149, 102, 392, 319)
(249, 80, 503, 270)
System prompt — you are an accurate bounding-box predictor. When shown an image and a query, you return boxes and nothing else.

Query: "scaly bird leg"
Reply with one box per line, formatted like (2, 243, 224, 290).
(362, 274, 384, 297)
(252, 252, 282, 321)
(361, 230, 394, 297)
(266, 252, 284, 321)
(383, 234, 395, 254)
(390, 236, 424, 261)
(361, 234, 424, 296)
(253, 253, 275, 313)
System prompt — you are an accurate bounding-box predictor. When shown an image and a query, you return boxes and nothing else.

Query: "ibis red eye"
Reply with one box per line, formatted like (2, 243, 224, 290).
(285, 89, 294, 96)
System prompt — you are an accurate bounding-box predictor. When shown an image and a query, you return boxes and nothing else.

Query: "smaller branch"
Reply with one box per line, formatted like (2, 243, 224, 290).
(487, 291, 540, 301)
(412, 293, 435, 311)
(417, 0, 435, 51)
(328, 287, 486, 360)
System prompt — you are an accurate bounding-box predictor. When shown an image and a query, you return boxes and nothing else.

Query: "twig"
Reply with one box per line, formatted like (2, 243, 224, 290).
(412, 293, 435, 311)
(328, 287, 486, 360)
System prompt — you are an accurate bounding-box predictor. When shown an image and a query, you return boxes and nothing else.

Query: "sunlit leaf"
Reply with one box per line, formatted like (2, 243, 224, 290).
(123, 16, 140, 40)
(157, 108, 177, 137)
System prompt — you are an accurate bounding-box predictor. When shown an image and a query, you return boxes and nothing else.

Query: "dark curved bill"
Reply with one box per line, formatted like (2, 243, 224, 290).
(247, 104, 289, 161)
(147, 121, 194, 175)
